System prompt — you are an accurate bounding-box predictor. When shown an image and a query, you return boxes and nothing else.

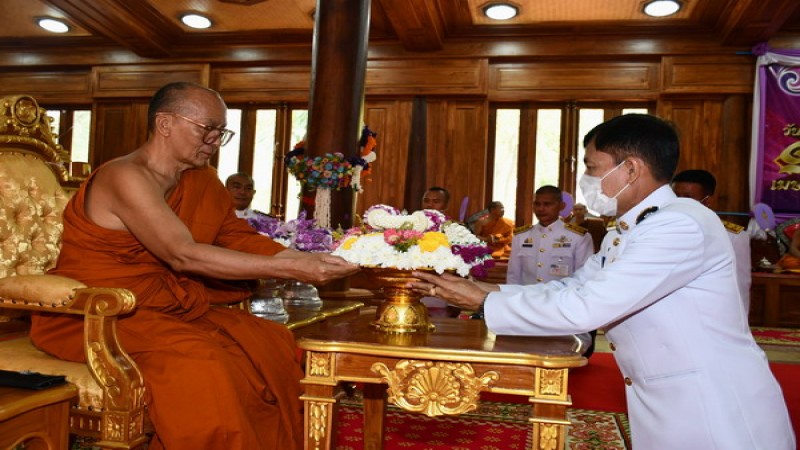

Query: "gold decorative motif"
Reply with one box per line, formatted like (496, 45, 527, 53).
(363, 268, 436, 333)
(308, 352, 331, 377)
(308, 401, 329, 450)
(371, 360, 498, 417)
(537, 368, 566, 398)
(538, 423, 559, 450)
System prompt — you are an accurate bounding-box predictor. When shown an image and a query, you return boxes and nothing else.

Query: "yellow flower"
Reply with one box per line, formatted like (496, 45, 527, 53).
(419, 232, 449, 252)
(342, 237, 358, 250)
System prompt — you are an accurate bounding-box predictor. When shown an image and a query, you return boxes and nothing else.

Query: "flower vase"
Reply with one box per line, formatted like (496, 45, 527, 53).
(280, 280, 323, 309)
(249, 279, 289, 323)
(362, 267, 435, 334)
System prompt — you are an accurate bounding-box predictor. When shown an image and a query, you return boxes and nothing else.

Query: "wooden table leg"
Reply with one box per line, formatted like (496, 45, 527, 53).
(764, 279, 781, 327)
(362, 383, 387, 450)
(529, 367, 572, 450)
(301, 383, 337, 450)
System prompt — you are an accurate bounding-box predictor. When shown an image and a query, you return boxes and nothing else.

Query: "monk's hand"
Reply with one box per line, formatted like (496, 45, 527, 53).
(300, 253, 360, 284)
(409, 271, 497, 311)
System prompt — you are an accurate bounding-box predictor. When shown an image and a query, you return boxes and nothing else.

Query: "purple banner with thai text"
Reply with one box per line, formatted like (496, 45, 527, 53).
(751, 45, 800, 219)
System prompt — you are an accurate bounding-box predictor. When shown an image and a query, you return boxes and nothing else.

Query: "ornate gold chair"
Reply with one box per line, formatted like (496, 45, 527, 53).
(0, 95, 147, 449)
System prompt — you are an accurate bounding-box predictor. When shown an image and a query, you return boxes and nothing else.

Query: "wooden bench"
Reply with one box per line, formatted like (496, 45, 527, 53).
(749, 272, 800, 328)
(0, 383, 79, 450)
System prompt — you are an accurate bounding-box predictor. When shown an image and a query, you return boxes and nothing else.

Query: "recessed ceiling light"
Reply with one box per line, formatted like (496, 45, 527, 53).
(643, 0, 681, 18)
(37, 18, 70, 34)
(180, 13, 213, 29)
(483, 3, 519, 21)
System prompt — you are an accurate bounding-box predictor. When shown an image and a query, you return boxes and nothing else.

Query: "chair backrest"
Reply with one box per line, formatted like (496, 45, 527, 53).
(0, 95, 81, 280)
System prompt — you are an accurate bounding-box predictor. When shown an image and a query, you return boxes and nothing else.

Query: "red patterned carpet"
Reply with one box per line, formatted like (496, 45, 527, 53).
(334, 404, 631, 450)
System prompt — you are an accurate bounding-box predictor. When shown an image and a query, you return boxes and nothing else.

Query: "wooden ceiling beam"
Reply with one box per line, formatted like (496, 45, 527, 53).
(376, 0, 444, 51)
(717, 0, 800, 46)
(42, 0, 181, 57)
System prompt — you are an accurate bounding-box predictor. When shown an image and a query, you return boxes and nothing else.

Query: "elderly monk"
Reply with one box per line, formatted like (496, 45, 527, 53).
(475, 201, 514, 258)
(30, 82, 358, 450)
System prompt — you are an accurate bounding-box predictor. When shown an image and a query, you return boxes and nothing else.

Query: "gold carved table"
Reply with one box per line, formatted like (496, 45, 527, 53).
(295, 313, 587, 450)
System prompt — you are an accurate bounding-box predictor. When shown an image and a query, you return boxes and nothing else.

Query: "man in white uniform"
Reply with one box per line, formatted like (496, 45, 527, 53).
(411, 114, 795, 450)
(225, 172, 271, 220)
(507, 185, 593, 285)
(671, 169, 752, 313)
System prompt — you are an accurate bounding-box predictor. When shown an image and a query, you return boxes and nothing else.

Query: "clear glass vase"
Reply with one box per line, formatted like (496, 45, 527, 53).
(280, 280, 322, 309)
(248, 279, 289, 323)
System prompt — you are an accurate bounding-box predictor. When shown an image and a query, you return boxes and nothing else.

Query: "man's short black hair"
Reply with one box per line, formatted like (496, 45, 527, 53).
(672, 169, 716, 196)
(535, 185, 562, 198)
(583, 114, 680, 183)
(426, 186, 450, 204)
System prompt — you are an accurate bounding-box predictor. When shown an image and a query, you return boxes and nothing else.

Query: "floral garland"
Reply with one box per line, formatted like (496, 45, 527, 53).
(332, 205, 494, 277)
(248, 211, 333, 252)
(284, 125, 377, 192)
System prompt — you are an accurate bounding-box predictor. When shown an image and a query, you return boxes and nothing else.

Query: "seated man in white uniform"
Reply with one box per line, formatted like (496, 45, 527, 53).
(507, 185, 593, 285)
(411, 113, 795, 450)
(225, 172, 271, 220)
(671, 169, 752, 313)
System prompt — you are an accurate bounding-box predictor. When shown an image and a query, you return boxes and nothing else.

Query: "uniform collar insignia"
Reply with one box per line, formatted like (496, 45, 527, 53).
(636, 206, 659, 225)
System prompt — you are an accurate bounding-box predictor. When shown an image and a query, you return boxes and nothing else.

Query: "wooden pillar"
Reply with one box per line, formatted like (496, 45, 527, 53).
(404, 97, 428, 210)
(303, 0, 371, 230)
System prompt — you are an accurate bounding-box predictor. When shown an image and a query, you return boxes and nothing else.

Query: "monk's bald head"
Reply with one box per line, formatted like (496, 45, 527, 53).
(147, 82, 224, 134)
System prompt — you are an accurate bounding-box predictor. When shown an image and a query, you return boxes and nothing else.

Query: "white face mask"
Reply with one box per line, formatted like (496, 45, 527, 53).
(579, 161, 631, 216)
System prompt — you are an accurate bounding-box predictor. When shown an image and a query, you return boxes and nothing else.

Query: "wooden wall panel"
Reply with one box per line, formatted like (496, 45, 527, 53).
(213, 66, 312, 103)
(660, 97, 751, 218)
(426, 100, 488, 220)
(357, 99, 413, 215)
(365, 59, 488, 96)
(490, 62, 660, 101)
(0, 71, 93, 103)
(91, 102, 148, 168)
(92, 64, 210, 98)
(662, 56, 755, 94)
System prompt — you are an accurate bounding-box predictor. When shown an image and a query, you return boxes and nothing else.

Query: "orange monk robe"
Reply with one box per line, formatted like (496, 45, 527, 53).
(31, 166, 303, 450)
(477, 217, 514, 258)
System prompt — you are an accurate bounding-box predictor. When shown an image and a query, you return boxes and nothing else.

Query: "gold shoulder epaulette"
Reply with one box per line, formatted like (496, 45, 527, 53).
(564, 222, 587, 235)
(514, 224, 533, 235)
(721, 220, 744, 234)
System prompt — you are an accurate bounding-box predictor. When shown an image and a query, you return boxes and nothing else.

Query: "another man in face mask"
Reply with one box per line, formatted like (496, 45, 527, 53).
(671, 169, 751, 313)
(410, 114, 795, 450)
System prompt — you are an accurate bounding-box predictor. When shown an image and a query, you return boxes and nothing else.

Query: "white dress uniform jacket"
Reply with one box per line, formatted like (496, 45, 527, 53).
(507, 220, 593, 285)
(484, 186, 795, 450)
(722, 220, 752, 314)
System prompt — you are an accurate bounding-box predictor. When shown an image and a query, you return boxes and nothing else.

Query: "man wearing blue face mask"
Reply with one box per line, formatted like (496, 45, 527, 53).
(410, 114, 795, 450)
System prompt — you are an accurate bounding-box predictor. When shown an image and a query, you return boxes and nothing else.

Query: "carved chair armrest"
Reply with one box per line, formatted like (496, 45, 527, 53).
(0, 274, 145, 442)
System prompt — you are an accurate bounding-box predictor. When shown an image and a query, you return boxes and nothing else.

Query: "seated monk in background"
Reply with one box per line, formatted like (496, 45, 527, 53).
(777, 227, 800, 272)
(30, 82, 359, 450)
(475, 201, 514, 258)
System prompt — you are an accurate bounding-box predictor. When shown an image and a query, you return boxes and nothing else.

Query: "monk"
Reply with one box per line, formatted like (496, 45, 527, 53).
(475, 201, 514, 258)
(30, 81, 359, 450)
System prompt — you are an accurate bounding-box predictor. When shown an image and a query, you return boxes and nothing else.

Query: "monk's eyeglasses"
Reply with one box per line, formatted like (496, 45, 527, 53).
(161, 112, 235, 147)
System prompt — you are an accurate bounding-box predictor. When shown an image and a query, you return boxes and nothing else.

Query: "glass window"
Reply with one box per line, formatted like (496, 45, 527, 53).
(533, 109, 562, 193)
(216, 109, 242, 183)
(575, 109, 605, 207)
(285, 110, 308, 220)
(71, 110, 91, 163)
(252, 109, 277, 214)
(492, 109, 520, 220)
